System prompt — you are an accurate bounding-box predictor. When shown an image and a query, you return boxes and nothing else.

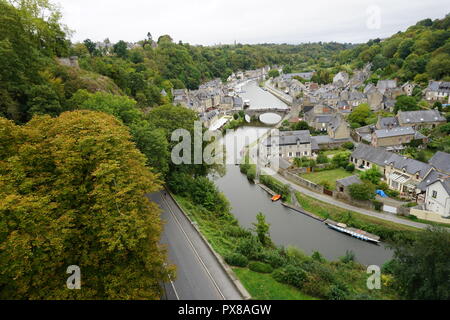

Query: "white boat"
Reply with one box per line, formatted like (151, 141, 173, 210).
(324, 219, 380, 244)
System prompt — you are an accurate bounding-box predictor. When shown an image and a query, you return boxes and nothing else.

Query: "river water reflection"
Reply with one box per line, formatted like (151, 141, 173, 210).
(211, 82, 393, 265)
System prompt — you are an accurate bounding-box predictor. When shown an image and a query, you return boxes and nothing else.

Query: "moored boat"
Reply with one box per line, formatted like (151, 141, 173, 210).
(324, 219, 380, 244)
(271, 194, 282, 202)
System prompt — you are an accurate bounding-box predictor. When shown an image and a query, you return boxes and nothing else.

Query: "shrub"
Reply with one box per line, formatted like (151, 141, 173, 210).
(224, 253, 248, 267)
(316, 153, 329, 164)
(300, 260, 336, 284)
(249, 261, 274, 274)
(272, 265, 307, 288)
(342, 142, 355, 150)
(327, 284, 349, 300)
(302, 274, 329, 298)
(345, 163, 355, 172)
(258, 249, 287, 268)
(386, 189, 400, 198)
(348, 182, 376, 201)
(381, 259, 397, 275)
(236, 236, 263, 259)
(339, 250, 355, 264)
(312, 251, 325, 263)
(378, 182, 389, 192)
(332, 151, 351, 168)
(224, 225, 252, 238)
(372, 200, 383, 211)
(319, 180, 331, 190)
(246, 166, 256, 182)
(285, 246, 310, 264)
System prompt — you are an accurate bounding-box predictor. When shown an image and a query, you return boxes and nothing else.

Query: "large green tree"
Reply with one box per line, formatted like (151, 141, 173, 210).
(0, 111, 172, 299)
(388, 227, 450, 300)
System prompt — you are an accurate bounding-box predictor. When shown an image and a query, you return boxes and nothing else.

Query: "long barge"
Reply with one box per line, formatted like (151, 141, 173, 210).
(324, 219, 380, 244)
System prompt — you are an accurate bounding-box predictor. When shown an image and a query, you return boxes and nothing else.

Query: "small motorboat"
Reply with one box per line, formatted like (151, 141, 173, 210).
(271, 194, 282, 202)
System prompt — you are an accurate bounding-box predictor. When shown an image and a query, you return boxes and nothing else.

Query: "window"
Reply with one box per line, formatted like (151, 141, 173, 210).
(304, 151, 308, 156)
(432, 190, 438, 199)
(296, 152, 301, 157)
(288, 152, 293, 157)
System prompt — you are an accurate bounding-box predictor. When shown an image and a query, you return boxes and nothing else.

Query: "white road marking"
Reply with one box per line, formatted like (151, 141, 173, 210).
(161, 193, 226, 300)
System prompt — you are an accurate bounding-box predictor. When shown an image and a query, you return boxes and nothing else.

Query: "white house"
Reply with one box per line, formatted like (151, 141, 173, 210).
(424, 178, 450, 218)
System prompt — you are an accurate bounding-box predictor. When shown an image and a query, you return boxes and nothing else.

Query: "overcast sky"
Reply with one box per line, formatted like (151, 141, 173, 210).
(56, 0, 450, 45)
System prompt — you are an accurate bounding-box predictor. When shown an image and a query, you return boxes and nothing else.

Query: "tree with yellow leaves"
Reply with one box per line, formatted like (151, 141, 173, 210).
(0, 110, 173, 299)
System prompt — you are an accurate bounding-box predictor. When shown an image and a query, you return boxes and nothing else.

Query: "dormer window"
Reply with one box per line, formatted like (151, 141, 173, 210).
(416, 173, 419, 179)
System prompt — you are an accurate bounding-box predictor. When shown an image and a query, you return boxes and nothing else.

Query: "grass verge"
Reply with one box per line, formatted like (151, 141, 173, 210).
(232, 268, 318, 300)
(300, 168, 354, 190)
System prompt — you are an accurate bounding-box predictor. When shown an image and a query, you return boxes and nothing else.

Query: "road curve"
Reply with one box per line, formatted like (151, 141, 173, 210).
(147, 192, 243, 300)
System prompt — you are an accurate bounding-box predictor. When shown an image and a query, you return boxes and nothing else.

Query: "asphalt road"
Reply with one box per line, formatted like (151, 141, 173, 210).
(147, 192, 243, 300)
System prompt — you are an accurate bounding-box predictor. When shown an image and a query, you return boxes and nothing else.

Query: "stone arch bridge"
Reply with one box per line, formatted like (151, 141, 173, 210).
(244, 108, 290, 118)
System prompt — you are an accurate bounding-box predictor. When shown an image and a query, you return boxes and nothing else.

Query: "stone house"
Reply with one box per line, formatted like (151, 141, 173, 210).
(376, 116, 399, 130)
(335, 175, 363, 199)
(366, 88, 384, 111)
(401, 82, 415, 96)
(333, 71, 349, 87)
(264, 130, 319, 159)
(425, 81, 450, 103)
(351, 144, 433, 197)
(348, 90, 367, 107)
(397, 110, 446, 130)
(327, 114, 350, 140)
(311, 114, 334, 132)
(371, 127, 417, 148)
(422, 178, 450, 218)
(220, 96, 234, 110)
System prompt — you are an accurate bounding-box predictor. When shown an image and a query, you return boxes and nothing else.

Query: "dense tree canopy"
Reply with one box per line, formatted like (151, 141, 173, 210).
(0, 111, 172, 299)
(387, 227, 450, 300)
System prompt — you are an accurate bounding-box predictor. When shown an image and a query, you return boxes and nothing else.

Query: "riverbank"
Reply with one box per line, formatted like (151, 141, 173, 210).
(263, 82, 294, 105)
(172, 192, 399, 300)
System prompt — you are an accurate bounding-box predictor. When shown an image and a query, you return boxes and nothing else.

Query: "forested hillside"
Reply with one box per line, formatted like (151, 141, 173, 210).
(334, 15, 450, 83)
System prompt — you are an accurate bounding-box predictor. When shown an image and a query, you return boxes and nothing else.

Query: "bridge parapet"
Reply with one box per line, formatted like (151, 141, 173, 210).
(244, 108, 290, 118)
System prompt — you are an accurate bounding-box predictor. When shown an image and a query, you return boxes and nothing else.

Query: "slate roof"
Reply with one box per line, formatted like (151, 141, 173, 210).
(264, 130, 312, 147)
(416, 169, 447, 191)
(200, 110, 219, 121)
(328, 115, 345, 132)
(427, 81, 450, 93)
(397, 110, 446, 124)
(377, 80, 397, 91)
(173, 89, 187, 96)
(336, 175, 362, 187)
(378, 117, 399, 129)
(352, 144, 433, 178)
(374, 126, 415, 138)
(428, 151, 450, 174)
(233, 96, 243, 108)
(426, 176, 450, 195)
(348, 90, 366, 101)
(439, 178, 450, 194)
(315, 115, 334, 124)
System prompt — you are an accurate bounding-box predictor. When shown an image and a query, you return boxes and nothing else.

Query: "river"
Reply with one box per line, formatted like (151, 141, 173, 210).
(210, 82, 393, 266)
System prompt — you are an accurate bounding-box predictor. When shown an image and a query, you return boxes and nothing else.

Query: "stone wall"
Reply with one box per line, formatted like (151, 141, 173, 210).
(280, 171, 324, 193)
(411, 208, 450, 224)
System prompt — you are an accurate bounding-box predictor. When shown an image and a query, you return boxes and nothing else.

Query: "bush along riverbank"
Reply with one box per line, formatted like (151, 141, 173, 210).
(240, 153, 291, 203)
(168, 172, 399, 300)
